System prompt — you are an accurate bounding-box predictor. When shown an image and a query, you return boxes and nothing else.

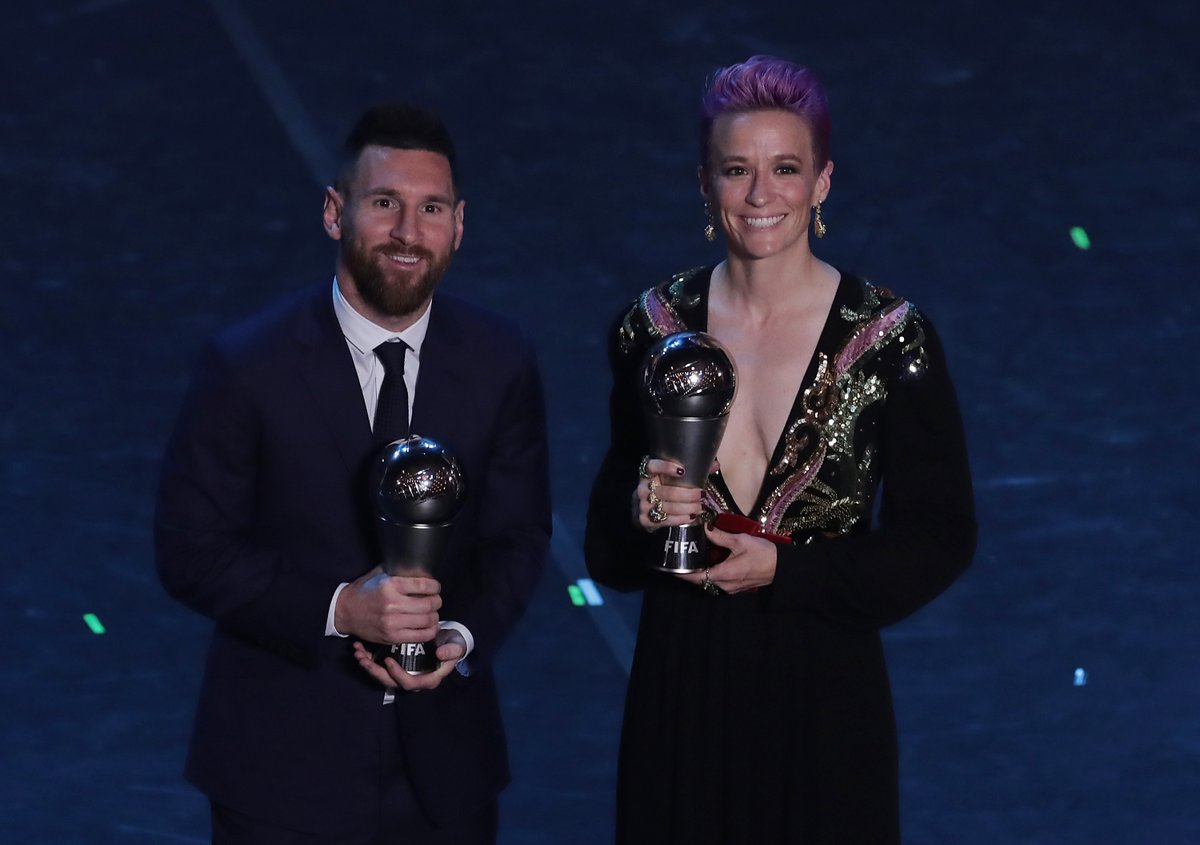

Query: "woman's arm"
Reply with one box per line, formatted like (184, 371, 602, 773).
(768, 315, 977, 628)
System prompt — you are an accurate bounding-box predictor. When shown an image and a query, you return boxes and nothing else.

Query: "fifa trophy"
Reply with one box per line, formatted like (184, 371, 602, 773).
(371, 435, 467, 674)
(640, 331, 737, 572)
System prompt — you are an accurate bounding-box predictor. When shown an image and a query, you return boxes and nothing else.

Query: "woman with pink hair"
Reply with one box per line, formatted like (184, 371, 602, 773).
(586, 56, 976, 843)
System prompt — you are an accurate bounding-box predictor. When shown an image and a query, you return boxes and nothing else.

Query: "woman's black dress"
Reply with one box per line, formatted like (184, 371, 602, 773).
(585, 266, 977, 844)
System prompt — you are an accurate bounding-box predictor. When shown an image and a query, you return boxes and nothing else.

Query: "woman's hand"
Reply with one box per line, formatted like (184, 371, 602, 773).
(676, 523, 778, 594)
(631, 457, 704, 532)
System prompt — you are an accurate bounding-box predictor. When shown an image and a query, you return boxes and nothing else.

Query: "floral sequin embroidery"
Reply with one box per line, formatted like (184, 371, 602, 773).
(758, 290, 926, 536)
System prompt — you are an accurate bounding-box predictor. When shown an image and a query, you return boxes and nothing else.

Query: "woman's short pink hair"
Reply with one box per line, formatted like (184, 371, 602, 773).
(700, 55, 832, 171)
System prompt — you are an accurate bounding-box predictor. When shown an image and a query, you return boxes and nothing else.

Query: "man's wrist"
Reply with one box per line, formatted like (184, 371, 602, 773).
(438, 620, 474, 657)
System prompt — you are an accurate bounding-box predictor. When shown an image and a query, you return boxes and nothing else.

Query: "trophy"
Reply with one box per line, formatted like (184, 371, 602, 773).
(370, 435, 467, 674)
(640, 331, 737, 572)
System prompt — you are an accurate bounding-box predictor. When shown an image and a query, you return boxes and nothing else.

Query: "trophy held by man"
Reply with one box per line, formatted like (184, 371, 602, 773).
(370, 435, 466, 674)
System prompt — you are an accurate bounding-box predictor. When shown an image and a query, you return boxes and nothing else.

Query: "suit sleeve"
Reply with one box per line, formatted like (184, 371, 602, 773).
(768, 316, 977, 628)
(154, 340, 334, 666)
(584, 313, 659, 591)
(444, 333, 552, 668)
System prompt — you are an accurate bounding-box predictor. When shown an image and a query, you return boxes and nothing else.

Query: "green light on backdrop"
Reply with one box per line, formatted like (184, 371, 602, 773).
(83, 613, 106, 635)
(1070, 227, 1091, 250)
(567, 585, 586, 607)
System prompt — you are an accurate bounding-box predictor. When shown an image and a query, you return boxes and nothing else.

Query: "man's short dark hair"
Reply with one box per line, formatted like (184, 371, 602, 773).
(335, 103, 459, 194)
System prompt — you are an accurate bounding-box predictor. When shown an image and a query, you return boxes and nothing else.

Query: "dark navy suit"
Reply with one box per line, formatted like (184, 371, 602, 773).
(155, 282, 551, 837)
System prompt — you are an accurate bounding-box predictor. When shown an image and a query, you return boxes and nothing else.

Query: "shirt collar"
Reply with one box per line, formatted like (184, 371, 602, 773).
(332, 277, 432, 358)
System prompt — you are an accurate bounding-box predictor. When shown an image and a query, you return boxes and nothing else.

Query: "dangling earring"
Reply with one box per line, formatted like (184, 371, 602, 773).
(704, 203, 716, 242)
(812, 202, 827, 239)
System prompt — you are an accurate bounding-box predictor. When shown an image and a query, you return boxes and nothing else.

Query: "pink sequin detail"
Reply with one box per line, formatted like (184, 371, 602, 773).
(835, 301, 910, 375)
(643, 288, 684, 337)
(761, 443, 826, 534)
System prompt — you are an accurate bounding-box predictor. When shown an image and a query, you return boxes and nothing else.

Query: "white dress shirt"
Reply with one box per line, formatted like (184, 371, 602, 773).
(324, 279, 474, 693)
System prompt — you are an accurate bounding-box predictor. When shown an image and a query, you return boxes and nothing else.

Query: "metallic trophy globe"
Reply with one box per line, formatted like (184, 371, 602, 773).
(640, 331, 737, 572)
(371, 435, 467, 673)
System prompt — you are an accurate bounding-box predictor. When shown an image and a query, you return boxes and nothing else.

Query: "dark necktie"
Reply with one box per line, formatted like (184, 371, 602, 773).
(373, 340, 410, 446)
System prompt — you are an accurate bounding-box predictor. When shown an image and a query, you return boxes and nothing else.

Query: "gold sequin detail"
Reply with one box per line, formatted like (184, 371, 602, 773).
(840, 282, 883, 321)
(776, 479, 862, 537)
(759, 447, 823, 521)
(756, 282, 926, 537)
(702, 481, 732, 525)
(898, 317, 929, 379)
(617, 268, 706, 354)
(667, 269, 704, 309)
(623, 271, 931, 545)
(618, 310, 639, 353)
(773, 354, 835, 475)
(825, 372, 885, 455)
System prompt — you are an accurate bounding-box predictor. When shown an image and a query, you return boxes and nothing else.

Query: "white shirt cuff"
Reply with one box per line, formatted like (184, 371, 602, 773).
(327, 582, 351, 637)
(438, 620, 474, 658)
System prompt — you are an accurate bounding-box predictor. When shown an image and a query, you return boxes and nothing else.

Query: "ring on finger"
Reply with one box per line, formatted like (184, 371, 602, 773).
(646, 480, 661, 509)
(638, 455, 652, 478)
(702, 568, 720, 595)
(649, 502, 667, 524)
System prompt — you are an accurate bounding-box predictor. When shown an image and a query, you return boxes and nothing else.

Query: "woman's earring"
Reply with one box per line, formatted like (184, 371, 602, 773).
(704, 203, 716, 242)
(812, 202, 827, 239)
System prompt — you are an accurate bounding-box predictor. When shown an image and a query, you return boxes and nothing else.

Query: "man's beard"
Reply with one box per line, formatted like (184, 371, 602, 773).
(342, 235, 454, 319)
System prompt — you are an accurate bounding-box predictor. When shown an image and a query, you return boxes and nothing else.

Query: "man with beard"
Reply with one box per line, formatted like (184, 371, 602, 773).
(155, 104, 551, 844)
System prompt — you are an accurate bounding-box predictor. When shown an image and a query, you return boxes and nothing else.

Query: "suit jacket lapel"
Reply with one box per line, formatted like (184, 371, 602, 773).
(293, 284, 374, 471)
(411, 296, 468, 440)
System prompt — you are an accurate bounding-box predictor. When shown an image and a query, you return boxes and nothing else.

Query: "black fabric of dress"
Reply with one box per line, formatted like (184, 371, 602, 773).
(585, 266, 977, 844)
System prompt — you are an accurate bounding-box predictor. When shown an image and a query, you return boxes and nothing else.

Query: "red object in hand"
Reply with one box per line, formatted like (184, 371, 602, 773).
(711, 512, 794, 545)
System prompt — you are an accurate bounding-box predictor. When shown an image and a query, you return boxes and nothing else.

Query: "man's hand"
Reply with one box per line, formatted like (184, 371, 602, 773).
(352, 629, 468, 692)
(334, 567, 442, 645)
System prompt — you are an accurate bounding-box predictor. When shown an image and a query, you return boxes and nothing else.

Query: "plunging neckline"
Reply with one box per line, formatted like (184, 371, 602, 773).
(690, 266, 853, 520)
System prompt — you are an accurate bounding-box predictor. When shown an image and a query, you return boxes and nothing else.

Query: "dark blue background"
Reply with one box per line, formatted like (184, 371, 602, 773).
(1, 1, 1196, 842)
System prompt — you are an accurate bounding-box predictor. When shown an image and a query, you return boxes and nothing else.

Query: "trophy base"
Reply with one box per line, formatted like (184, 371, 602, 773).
(652, 523, 709, 573)
(372, 640, 439, 675)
